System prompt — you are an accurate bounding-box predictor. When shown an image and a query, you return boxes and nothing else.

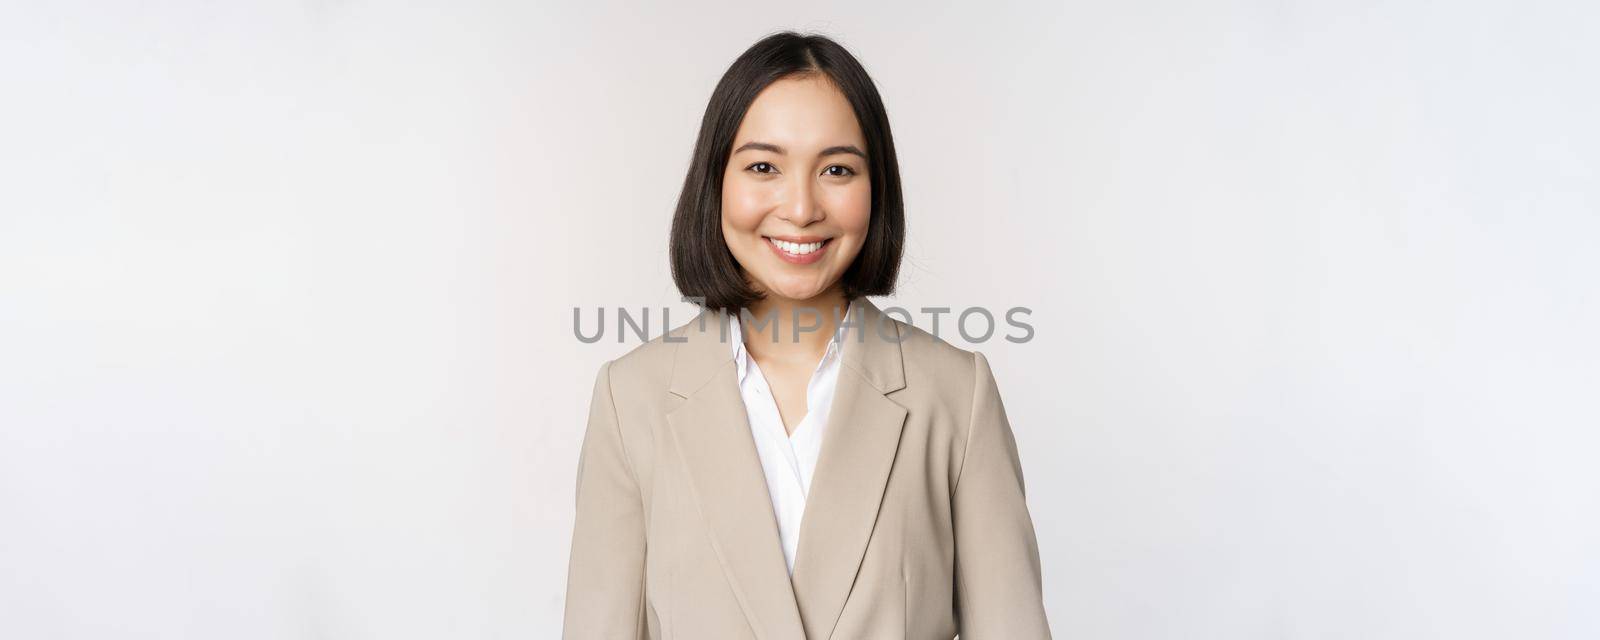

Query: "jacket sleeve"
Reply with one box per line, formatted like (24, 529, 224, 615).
(952, 351, 1052, 638)
(563, 360, 649, 639)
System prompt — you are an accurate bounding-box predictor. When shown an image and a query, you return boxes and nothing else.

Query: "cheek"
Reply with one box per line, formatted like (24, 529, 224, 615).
(721, 179, 767, 233)
(826, 182, 873, 237)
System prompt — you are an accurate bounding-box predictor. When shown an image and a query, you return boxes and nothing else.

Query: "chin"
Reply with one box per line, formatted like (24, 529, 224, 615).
(762, 280, 828, 302)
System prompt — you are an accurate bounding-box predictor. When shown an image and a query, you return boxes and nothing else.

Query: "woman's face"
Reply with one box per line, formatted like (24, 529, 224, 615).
(721, 74, 871, 305)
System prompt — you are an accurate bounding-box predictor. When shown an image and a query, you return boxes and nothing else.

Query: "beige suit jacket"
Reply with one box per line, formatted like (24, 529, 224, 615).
(563, 298, 1051, 639)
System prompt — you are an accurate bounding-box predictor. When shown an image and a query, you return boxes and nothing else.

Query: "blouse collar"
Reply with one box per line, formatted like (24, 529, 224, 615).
(729, 300, 855, 384)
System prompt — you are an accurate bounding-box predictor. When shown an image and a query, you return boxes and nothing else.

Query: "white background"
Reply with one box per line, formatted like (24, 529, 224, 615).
(3, 1, 1597, 638)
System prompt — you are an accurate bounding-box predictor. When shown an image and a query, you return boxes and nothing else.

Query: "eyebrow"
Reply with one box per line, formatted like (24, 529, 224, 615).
(732, 141, 867, 160)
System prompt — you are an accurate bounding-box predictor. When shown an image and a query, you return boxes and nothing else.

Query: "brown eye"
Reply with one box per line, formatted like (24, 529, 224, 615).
(824, 165, 856, 177)
(747, 162, 777, 174)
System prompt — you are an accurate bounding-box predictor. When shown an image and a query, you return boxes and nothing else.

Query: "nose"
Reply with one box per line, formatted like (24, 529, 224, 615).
(775, 174, 825, 227)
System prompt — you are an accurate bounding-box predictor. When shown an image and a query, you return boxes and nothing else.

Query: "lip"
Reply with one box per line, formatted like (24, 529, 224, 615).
(762, 235, 832, 265)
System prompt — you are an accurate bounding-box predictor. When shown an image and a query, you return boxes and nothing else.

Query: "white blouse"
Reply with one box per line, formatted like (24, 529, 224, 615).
(727, 304, 853, 575)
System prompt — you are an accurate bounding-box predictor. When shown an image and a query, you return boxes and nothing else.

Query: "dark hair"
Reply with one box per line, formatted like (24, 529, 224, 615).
(669, 31, 905, 313)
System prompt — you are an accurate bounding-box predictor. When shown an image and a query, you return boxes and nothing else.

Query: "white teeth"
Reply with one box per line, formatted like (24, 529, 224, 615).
(772, 239, 824, 255)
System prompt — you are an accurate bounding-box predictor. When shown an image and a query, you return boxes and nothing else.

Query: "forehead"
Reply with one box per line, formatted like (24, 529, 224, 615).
(733, 75, 866, 150)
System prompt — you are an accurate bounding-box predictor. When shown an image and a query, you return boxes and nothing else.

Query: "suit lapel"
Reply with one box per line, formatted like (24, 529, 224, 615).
(789, 298, 909, 638)
(664, 299, 909, 640)
(665, 308, 807, 640)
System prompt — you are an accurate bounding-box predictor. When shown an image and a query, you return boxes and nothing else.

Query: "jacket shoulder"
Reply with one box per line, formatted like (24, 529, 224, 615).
(593, 310, 707, 400)
(889, 317, 984, 400)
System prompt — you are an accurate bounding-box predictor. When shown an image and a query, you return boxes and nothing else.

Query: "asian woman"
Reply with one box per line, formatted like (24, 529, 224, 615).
(563, 31, 1051, 639)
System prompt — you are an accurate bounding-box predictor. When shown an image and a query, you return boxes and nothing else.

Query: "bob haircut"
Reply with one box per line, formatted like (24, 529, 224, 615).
(669, 31, 905, 313)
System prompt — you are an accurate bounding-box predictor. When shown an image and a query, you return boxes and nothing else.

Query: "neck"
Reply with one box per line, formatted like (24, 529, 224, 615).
(739, 286, 850, 363)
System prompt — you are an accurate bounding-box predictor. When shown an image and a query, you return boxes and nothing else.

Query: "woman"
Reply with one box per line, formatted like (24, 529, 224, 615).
(564, 31, 1050, 639)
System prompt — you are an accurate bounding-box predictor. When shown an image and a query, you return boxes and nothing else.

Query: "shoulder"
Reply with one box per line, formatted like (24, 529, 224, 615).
(883, 316, 1002, 420)
(892, 316, 991, 389)
(589, 310, 707, 402)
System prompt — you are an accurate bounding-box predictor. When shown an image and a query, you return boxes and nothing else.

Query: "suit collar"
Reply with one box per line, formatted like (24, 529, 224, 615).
(664, 296, 910, 639)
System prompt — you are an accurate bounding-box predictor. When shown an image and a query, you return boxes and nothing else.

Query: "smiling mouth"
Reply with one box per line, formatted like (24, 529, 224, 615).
(762, 236, 832, 264)
(764, 236, 830, 255)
